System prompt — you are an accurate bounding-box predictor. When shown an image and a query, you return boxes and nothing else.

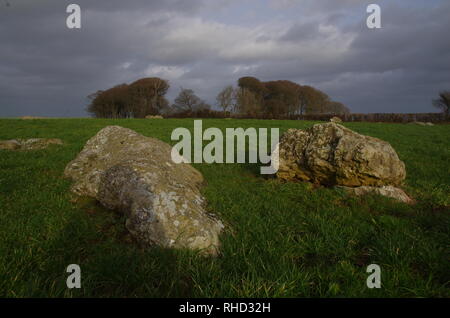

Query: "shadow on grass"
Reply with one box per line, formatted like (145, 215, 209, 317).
(35, 198, 200, 298)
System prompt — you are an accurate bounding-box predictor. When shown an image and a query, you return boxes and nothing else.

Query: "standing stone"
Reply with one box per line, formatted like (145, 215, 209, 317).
(330, 117, 343, 123)
(64, 126, 224, 255)
(275, 123, 406, 187)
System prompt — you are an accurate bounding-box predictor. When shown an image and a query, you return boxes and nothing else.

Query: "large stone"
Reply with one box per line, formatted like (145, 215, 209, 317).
(330, 116, 343, 123)
(0, 138, 63, 150)
(338, 186, 414, 204)
(275, 123, 406, 187)
(64, 126, 224, 255)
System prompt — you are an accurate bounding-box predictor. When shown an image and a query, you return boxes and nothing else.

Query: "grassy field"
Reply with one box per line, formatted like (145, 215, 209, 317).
(0, 118, 449, 298)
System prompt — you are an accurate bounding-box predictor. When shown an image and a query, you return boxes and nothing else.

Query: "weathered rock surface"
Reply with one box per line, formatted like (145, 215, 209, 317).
(330, 116, 343, 123)
(0, 138, 63, 150)
(0, 140, 21, 150)
(64, 126, 224, 255)
(275, 123, 406, 187)
(338, 186, 414, 204)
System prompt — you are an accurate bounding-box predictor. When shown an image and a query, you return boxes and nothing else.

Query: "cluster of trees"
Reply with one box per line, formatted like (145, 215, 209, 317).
(87, 79, 213, 118)
(87, 78, 170, 118)
(88, 77, 449, 119)
(87, 76, 350, 119)
(216, 77, 350, 118)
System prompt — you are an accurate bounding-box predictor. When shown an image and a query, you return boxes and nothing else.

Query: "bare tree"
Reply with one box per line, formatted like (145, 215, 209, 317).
(216, 85, 235, 112)
(173, 88, 202, 112)
(433, 91, 450, 117)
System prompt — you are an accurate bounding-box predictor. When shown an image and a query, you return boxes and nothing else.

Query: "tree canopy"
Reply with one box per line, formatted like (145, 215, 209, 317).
(234, 77, 349, 117)
(88, 76, 349, 119)
(87, 77, 170, 118)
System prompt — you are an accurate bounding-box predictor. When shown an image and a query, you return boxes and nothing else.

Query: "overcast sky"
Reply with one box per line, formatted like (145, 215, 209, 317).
(1, 0, 449, 117)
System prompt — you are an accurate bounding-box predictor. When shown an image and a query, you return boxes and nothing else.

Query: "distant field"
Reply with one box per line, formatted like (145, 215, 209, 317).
(0, 118, 449, 297)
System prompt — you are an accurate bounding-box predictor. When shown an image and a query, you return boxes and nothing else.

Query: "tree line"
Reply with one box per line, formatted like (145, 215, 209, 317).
(87, 76, 350, 119)
(87, 76, 450, 119)
(217, 77, 350, 117)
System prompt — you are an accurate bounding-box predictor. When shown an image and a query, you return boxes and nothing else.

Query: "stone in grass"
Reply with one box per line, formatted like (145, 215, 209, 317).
(409, 121, 435, 126)
(0, 140, 21, 150)
(275, 122, 406, 187)
(0, 138, 63, 150)
(330, 116, 343, 123)
(338, 185, 415, 204)
(64, 126, 224, 256)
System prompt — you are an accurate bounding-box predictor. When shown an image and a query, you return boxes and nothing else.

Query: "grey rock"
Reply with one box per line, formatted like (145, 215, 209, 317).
(275, 123, 406, 187)
(338, 185, 415, 204)
(0, 140, 21, 150)
(330, 116, 343, 123)
(64, 126, 224, 255)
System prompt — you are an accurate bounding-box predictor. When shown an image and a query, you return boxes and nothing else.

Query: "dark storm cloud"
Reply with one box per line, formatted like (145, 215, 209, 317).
(0, 0, 449, 116)
(0, 0, 210, 116)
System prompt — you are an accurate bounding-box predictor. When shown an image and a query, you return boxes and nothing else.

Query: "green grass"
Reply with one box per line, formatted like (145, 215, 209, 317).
(0, 118, 449, 298)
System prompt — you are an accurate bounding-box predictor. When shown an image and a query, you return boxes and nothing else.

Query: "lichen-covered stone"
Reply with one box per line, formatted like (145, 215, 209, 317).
(330, 117, 343, 123)
(0, 138, 63, 150)
(338, 186, 414, 204)
(275, 123, 406, 187)
(64, 126, 224, 255)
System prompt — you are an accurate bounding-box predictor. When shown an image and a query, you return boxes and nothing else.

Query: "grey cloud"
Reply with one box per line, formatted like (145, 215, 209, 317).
(280, 22, 321, 42)
(0, 0, 449, 117)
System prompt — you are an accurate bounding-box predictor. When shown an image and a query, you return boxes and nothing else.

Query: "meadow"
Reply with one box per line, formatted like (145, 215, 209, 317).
(0, 118, 448, 297)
